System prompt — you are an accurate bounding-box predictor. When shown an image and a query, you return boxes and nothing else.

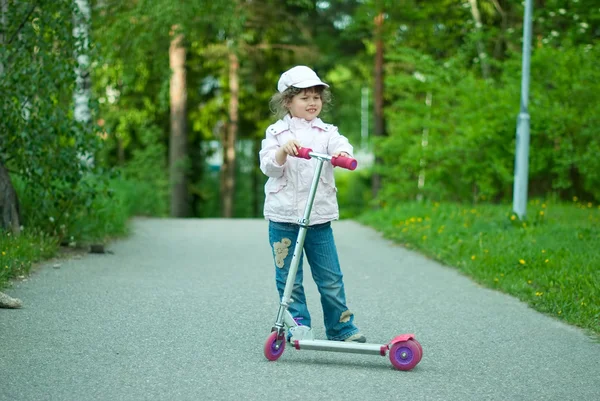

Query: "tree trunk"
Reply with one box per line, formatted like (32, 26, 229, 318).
(73, 0, 91, 126)
(468, 0, 490, 79)
(0, 162, 21, 235)
(0, 3, 19, 235)
(221, 51, 239, 218)
(372, 11, 385, 201)
(169, 29, 189, 217)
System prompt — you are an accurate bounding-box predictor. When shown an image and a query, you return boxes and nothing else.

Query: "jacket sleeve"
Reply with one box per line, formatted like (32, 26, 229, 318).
(259, 131, 285, 178)
(327, 126, 354, 157)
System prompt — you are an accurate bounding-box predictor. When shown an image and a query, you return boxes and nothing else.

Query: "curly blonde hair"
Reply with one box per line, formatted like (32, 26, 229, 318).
(269, 86, 332, 120)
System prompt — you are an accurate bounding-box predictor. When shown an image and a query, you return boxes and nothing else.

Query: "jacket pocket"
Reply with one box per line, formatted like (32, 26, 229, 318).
(265, 177, 292, 215)
(314, 175, 338, 216)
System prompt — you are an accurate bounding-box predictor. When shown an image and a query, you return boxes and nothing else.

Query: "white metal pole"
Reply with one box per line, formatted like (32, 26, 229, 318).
(512, 0, 533, 219)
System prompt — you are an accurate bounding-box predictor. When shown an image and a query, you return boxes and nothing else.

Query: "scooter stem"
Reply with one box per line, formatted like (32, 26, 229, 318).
(274, 157, 326, 330)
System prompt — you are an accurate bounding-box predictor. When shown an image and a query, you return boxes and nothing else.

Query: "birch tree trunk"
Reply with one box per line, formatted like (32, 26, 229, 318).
(73, 0, 91, 127)
(468, 0, 490, 79)
(169, 29, 190, 217)
(221, 51, 239, 218)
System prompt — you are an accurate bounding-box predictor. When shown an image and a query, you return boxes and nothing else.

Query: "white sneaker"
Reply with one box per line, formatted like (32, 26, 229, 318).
(288, 325, 315, 342)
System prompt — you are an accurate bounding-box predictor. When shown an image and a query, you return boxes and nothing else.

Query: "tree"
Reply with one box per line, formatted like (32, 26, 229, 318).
(169, 27, 190, 217)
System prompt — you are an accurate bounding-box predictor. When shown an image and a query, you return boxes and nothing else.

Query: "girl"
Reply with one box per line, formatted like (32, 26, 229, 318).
(259, 65, 366, 343)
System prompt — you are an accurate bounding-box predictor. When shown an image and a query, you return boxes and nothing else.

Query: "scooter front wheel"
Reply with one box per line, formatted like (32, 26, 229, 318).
(389, 340, 421, 371)
(264, 331, 286, 361)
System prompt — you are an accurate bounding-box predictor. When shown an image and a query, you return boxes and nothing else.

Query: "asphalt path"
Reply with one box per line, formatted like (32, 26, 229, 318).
(1, 218, 599, 401)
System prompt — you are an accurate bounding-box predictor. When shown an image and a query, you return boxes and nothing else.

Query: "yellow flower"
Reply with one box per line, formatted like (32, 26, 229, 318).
(539, 211, 544, 216)
(471, 255, 476, 260)
(558, 311, 562, 315)
(535, 292, 543, 297)
(519, 259, 526, 265)
(522, 222, 527, 228)
(587, 202, 592, 208)
(573, 196, 578, 202)
(422, 236, 427, 241)
(542, 250, 546, 253)
(484, 249, 489, 253)
(542, 204, 546, 208)
(494, 278, 499, 282)
(510, 215, 516, 221)
(527, 280, 532, 284)
(4, 266, 8, 269)
(545, 259, 549, 263)
(1, 251, 5, 256)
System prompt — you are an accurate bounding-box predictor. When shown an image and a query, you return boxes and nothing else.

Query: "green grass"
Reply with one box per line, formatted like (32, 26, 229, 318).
(0, 177, 149, 291)
(358, 199, 600, 336)
(0, 230, 59, 289)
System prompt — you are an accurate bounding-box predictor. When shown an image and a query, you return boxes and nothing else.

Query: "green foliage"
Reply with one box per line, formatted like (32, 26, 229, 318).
(359, 200, 600, 335)
(379, 44, 600, 205)
(1, 1, 110, 242)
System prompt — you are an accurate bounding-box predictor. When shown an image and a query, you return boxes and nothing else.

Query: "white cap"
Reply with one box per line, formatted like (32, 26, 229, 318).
(277, 65, 329, 93)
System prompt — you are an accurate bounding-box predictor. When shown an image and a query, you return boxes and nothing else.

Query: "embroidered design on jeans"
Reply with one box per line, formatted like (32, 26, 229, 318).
(339, 310, 353, 323)
(273, 238, 292, 268)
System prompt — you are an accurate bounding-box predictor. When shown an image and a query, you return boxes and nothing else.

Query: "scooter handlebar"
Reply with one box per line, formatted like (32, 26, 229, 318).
(331, 155, 358, 171)
(296, 147, 312, 160)
(295, 147, 358, 170)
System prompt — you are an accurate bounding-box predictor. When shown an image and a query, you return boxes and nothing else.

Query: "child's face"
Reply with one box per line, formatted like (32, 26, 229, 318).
(287, 88, 322, 121)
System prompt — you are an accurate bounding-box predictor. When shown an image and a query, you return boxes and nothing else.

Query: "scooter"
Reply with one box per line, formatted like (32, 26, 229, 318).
(263, 148, 422, 371)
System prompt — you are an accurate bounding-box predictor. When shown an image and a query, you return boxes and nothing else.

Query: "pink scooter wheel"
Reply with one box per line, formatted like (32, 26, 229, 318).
(389, 340, 421, 371)
(410, 339, 423, 362)
(264, 331, 286, 361)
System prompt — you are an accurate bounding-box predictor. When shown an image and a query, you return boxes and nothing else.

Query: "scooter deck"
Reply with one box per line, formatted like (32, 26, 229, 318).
(293, 339, 387, 356)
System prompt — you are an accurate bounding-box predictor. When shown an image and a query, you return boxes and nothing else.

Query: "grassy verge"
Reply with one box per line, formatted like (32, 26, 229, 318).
(0, 177, 165, 291)
(358, 199, 600, 336)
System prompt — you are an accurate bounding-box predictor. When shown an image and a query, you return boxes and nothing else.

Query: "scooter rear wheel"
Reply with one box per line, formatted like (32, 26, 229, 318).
(389, 340, 421, 371)
(264, 331, 286, 361)
(410, 339, 423, 362)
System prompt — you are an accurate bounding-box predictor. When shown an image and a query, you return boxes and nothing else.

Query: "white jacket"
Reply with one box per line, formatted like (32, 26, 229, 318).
(259, 115, 354, 225)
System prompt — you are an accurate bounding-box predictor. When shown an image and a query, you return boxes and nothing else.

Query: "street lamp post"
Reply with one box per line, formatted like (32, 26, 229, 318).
(512, 0, 533, 219)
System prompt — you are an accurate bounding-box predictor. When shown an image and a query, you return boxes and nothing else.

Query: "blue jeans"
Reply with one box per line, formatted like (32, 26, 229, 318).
(268, 220, 360, 341)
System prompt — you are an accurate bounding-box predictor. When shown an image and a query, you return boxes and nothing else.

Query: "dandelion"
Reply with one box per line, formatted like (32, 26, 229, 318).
(558, 311, 562, 315)
(573, 196, 578, 202)
(540, 211, 544, 216)
(581, 301, 586, 306)
(545, 259, 549, 263)
(510, 215, 516, 221)
(422, 236, 427, 241)
(494, 278, 499, 282)
(522, 223, 527, 228)
(535, 292, 543, 297)
(588, 202, 592, 208)
(527, 280, 532, 284)
(542, 204, 546, 208)
(542, 250, 546, 253)
(519, 259, 526, 265)
(1, 251, 5, 256)
(471, 255, 476, 260)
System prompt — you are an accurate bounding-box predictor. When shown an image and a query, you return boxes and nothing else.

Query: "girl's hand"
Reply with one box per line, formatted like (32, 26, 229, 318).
(333, 151, 350, 158)
(275, 140, 301, 165)
(282, 140, 301, 156)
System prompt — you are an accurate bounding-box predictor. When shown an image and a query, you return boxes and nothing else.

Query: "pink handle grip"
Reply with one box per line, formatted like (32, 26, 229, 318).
(296, 147, 312, 159)
(332, 155, 358, 170)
